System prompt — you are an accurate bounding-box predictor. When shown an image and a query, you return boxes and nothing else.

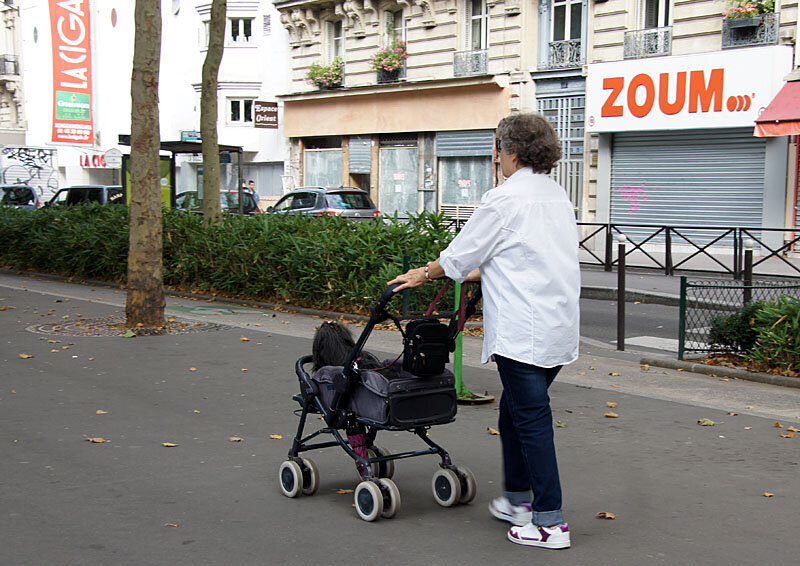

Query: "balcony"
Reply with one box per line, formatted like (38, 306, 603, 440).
(721, 13, 779, 49)
(623, 26, 672, 59)
(546, 39, 583, 69)
(0, 55, 19, 76)
(377, 62, 406, 84)
(454, 49, 488, 77)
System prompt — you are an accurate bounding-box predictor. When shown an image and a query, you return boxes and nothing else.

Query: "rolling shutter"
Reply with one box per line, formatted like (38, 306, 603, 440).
(436, 130, 494, 157)
(349, 136, 371, 174)
(610, 128, 766, 244)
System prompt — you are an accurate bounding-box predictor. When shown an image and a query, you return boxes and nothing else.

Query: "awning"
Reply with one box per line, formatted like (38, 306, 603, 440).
(754, 80, 800, 137)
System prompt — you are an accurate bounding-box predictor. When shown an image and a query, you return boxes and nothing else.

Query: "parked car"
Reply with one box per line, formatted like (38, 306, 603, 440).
(46, 185, 125, 207)
(0, 185, 41, 210)
(174, 190, 261, 215)
(267, 187, 380, 220)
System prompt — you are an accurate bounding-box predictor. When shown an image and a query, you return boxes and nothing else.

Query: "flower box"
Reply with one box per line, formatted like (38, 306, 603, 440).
(727, 16, 761, 28)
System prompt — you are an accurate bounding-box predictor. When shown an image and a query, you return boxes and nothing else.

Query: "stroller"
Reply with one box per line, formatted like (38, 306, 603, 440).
(278, 282, 482, 521)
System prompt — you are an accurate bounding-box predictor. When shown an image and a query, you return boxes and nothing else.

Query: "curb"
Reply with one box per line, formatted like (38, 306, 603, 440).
(581, 286, 680, 307)
(640, 356, 800, 389)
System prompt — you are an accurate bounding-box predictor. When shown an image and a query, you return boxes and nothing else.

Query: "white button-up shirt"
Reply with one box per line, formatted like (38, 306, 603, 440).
(439, 167, 580, 367)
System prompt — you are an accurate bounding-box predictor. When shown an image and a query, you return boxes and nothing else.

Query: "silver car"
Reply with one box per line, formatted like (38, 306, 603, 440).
(267, 187, 380, 220)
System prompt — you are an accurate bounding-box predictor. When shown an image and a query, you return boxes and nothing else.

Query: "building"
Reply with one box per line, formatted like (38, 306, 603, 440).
(585, 0, 799, 251)
(274, 0, 590, 218)
(13, 0, 288, 205)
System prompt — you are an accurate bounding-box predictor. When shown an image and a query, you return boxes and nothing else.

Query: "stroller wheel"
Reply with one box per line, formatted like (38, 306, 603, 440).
(368, 446, 395, 479)
(300, 457, 319, 496)
(278, 460, 303, 498)
(431, 468, 462, 507)
(378, 478, 401, 519)
(354, 481, 384, 522)
(454, 465, 477, 504)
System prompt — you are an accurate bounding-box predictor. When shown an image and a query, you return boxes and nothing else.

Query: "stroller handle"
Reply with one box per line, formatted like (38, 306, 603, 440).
(376, 283, 402, 312)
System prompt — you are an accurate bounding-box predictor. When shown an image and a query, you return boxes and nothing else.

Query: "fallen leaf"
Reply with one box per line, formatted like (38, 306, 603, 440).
(10, 389, 15, 394)
(61, 346, 69, 350)
(167, 316, 177, 322)
(577, 371, 587, 375)
(121, 330, 136, 338)
(787, 426, 800, 433)
(609, 372, 620, 376)
(95, 410, 108, 415)
(727, 412, 739, 416)
(697, 418, 717, 426)
(610, 384, 621, 388)
(51, 349, 59, 353)
(269, 434, 283, 440)
(241, 368, 248, 372)
(240, 336, 250, 342)
(744, 427, 752, 430)
(193, 410, 200, 414)
(634, 301, 641, 305)
(589, 366, 596, 370)
(606, 402, 618, 408)
(337, 489, 354, 494)
(555, 421, 566, 428)
(19, 354, 34, 359)
(162, 442, 179, 447)
(135, 323, 144, 328)
(88, 357, 94, 361)
(596, 511, 616, 520)
(164, 523, 180, 528)
(189, 367, 197, 372)
(86, 437, 108, 443)
(780, 431, 795, 439)
(677, 368, 684, 372)
(763, 492, 774, 498)
(604, 411, 619, 418)
(640, 364, 650, 370)
(229, 436, 244, 442)
(774, 422, 783, 428)
(487, 427, 500, 436)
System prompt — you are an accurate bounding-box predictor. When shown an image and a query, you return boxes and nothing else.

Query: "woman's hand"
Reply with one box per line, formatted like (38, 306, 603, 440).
(386, 267, 428, 292)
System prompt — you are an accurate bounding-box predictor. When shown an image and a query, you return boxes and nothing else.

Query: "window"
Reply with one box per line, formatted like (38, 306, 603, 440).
(327, 20, 344, 62)
(229, 99, 254, 124)
(200, 20, 210, 48)
(229, 17, 253, 44)
(643, 0, 670, 29)
(552, 0, 582, 41)
(467, 0, 488, 51)
(385, 9, 408, 43)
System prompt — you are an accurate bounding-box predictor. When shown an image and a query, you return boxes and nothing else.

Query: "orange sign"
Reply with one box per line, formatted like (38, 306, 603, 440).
(50, 0, 94, 144)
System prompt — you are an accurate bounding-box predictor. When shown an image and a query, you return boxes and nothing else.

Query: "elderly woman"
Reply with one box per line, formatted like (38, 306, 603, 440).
(387, 113, 579, 550)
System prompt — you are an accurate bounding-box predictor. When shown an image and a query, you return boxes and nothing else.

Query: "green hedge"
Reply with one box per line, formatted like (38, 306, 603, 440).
(0, 206, 456, 315)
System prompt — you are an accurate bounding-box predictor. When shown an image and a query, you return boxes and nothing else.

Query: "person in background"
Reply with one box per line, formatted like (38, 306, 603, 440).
(387, 112, 579, 550)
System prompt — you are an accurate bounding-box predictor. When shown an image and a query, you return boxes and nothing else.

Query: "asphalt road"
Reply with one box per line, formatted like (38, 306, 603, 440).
(2, 277, 800, 565)
(580, 298, 680, 353)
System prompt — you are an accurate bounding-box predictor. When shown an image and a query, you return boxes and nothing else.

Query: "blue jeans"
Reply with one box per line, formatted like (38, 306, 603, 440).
(496, 355, 564, 527)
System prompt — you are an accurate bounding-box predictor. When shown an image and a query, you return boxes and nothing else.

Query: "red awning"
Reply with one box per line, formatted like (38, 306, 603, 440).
(754, 80, 800, 137)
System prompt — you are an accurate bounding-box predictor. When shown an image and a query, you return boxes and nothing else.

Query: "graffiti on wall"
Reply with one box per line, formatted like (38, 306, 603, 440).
(618, 181, 648, 214)
(1, 146, 59, 200)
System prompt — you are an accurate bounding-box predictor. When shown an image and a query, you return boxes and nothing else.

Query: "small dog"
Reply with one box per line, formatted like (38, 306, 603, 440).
(311, 321, 382, 372)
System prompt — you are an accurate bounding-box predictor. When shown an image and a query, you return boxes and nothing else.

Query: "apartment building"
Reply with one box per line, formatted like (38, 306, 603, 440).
(585, 0, 799, 249)
(274, 0, 592, 217)
(13, 0, 288, 204)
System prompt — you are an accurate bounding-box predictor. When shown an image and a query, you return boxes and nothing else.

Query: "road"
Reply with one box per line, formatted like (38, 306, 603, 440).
(580, 298, 680, 353)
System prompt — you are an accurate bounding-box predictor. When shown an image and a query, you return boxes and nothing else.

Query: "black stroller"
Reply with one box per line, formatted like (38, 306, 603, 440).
(278, 282, 482, 521)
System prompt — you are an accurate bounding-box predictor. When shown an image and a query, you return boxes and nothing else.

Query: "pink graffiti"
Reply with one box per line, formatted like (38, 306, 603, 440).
(618, 181, 647, 214)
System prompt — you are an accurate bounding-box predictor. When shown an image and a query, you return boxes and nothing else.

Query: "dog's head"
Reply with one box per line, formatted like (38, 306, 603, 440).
(312, 321, 356, 371)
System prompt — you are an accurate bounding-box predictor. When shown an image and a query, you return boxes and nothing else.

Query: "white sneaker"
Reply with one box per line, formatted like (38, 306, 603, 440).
(508, 522, 571, 549)
(488, 497, 533, 526)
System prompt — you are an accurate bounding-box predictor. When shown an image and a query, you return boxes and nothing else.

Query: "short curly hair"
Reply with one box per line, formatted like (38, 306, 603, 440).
(496, 113, 562, 174)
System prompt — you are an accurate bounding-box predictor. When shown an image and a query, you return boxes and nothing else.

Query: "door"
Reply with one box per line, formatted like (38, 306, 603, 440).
(379, 147, 418, 217)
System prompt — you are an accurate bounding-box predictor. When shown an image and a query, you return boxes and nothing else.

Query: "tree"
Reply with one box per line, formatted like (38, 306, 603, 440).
(125, 0, 165, 328)
(200, 0, 227, 222)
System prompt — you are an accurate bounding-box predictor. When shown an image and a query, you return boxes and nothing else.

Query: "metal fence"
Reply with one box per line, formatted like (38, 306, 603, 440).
(578, 223, 800, 278)
(678, 278, 800, 359)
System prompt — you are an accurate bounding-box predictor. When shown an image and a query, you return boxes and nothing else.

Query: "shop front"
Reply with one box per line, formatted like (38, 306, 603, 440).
(280, 78, 509, 218)
(587, 46, 794, 250)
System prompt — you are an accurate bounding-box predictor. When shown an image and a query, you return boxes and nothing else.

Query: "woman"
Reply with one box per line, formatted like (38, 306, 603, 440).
(387, 113, 579, 550)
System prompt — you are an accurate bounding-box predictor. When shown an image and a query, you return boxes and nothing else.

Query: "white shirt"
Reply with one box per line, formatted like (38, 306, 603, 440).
(439, 167, 580, 367)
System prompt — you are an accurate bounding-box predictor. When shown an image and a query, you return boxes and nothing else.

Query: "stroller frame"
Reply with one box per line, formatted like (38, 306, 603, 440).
(279, 282, 482, 521)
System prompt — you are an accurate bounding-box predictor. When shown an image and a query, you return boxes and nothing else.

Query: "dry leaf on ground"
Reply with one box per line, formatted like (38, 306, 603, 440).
(609, 372, 620, 376)
(19, 354, 34, 359)
(787, 426, 800, 433)
(763, 492, 774, 498)
(774, 422, 783, 428)
(269, 434, 283, 440)
(164, 523, 180, 527)
(241, 368, 248, 372)
(95, 410, 108, 415)
(596, 512, 616, 520)
(610, 384, 621, 388)
(240, 336, 250, 342)
(604, 411, 619, 418)
(86, 437, 108, 443)
(487, 427, 500, 435)
(697, 418, 717, 426)
(337, 489, 354, 494)
(555, 421, 566, 428)
(229, 437, 244, 442)
(606, 402, 618, 408)
(189, 367, 197, 372)
(162, 442, 179, 447)
(780, 431, 795, 439)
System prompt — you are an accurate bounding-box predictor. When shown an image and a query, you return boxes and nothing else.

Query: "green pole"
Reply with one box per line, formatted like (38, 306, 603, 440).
(453, 281, 494, 404)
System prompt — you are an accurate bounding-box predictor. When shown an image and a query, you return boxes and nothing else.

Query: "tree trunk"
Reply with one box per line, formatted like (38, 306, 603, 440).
(200, 0, 227, 222)
(126, 0, 165, 329)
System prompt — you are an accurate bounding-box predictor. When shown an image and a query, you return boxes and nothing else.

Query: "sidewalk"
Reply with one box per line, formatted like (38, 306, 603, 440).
(2, 272, 800, 565)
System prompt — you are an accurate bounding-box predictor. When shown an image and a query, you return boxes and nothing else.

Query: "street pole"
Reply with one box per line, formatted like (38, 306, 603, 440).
(617, 234, 626, 351)
(743, 238, 754, 305)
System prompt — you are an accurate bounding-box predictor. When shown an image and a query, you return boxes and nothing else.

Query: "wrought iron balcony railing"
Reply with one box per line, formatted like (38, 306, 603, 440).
(546, 39, 583, 69)
(721, 13, 779, 49)
(623, 26, 672, 59)
(454, 49, 488, 77)
(0, 55, 19, 76)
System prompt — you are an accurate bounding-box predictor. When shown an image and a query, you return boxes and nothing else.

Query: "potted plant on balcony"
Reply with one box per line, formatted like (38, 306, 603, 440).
(370, 38, 408, 84)
(306, 57, 344, 89)
(722, 0, 774, 28)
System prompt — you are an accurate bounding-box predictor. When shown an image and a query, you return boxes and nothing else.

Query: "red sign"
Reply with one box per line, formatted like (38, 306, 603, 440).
(254, 101, 278, 129)
(50, 0, 94, 144)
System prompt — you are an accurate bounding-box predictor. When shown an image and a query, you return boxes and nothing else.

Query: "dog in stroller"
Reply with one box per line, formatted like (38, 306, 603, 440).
(278, 282, 481, 521)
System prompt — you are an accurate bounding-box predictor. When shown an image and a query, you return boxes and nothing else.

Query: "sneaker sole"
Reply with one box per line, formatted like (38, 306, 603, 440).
(488, 504, 531, 527)
(507, 530, 571, 549)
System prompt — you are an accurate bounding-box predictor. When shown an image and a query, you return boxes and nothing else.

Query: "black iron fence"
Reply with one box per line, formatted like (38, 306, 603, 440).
(678, 277, 800, 360)
(577, 223, 800, 278)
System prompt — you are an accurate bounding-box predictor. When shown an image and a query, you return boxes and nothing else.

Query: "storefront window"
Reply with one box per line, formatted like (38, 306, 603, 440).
(439, 157, 492, 206)
(304, 149, 342, 187)
(379, 147, 418, 217)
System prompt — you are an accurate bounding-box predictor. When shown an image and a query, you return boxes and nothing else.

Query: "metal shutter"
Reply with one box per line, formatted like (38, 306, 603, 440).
(435, 130, 494, 157)
(349, 136, 371, 174)
(610, 128, 766, 244)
